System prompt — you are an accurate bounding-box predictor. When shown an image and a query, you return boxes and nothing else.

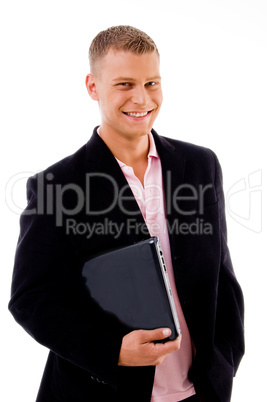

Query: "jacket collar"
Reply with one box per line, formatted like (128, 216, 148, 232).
(85, 126, 185, 174)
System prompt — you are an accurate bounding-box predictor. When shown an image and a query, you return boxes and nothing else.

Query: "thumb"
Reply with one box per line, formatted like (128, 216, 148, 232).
(139, 328, 171, 343)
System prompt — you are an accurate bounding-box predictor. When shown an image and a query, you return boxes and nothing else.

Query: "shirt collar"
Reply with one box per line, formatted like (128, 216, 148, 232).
(148, 131, 159, 159)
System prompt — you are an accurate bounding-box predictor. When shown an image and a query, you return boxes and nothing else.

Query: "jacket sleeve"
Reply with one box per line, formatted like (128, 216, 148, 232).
(213, 152, 245, 376)
(8, 175, 128, 387)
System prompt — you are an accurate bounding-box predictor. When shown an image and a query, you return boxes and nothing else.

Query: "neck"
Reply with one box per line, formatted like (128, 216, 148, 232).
(98, 125, 150, 166)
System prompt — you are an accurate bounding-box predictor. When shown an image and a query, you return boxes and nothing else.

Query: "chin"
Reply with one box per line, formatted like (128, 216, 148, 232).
(130, 129, 151, 137)
(128, 124, 154, 136)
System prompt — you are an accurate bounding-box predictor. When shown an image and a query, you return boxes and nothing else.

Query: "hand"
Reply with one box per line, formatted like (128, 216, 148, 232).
(118, 328, 182, 367)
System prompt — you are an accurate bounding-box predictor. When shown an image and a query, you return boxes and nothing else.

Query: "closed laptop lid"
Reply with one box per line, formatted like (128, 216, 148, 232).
(82, 237, 180, 341)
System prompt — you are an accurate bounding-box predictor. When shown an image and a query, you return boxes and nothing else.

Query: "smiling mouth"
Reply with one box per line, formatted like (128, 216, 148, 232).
(122, 110, 152, 117)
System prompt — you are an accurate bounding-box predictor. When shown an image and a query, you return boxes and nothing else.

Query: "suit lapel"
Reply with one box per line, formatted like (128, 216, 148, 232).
(84, 128, 150, 247)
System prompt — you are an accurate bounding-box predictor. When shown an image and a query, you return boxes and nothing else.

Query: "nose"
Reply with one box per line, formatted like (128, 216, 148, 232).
(131, 85, 149, 106)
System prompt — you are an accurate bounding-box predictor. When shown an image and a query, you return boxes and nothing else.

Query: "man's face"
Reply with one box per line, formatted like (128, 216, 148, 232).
(87, 49, 163, 140)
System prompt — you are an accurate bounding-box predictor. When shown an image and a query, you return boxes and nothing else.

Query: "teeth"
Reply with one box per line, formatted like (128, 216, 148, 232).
(125, 111, 148, 117)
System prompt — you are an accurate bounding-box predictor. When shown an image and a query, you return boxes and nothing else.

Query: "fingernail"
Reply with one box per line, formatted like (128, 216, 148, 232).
(163, 328, 171, 337)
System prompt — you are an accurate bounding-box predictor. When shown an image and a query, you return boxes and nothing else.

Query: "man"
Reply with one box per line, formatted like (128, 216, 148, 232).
(9, 26, 244, 402)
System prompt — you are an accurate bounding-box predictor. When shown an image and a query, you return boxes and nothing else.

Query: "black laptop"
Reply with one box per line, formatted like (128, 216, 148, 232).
(82, 236, 181, 341)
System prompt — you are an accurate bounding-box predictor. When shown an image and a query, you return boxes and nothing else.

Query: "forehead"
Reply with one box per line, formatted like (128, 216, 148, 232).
(96, 49, 160, 80)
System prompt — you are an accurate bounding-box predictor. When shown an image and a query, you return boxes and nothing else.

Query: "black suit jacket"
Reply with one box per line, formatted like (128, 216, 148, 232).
(9, 127, 244, 402)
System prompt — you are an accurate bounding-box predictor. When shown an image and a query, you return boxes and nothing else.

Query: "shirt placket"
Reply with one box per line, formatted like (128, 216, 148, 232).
(144, 157, 164, 237)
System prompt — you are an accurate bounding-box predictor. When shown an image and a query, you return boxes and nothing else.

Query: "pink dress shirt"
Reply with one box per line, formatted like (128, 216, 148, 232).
(114, 132, 196, 402)
(98, 129, 195, 402)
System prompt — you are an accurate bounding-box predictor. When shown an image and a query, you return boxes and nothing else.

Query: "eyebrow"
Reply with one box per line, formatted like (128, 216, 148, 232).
(112, 76, 161, 83)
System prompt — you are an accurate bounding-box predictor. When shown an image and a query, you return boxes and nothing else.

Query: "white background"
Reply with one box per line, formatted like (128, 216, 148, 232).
(1, 1, 266, 400)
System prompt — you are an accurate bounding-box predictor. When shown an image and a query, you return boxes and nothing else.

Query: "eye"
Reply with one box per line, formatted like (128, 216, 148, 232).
(117, 82, 132, 87)
(146, 81, 156, 86)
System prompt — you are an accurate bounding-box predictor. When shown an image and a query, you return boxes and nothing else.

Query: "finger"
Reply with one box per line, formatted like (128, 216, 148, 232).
(161, 334, 182, 354)
(139, 328, 172, 343)
(149, 334, 182, 366)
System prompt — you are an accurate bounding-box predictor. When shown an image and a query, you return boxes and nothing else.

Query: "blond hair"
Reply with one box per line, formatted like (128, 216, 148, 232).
(89, 25, 159, 73)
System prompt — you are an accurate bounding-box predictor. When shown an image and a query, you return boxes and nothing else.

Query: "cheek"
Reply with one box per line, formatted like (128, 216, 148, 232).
(99, 98, 122, 119)
(157, 90, 163, 105)
(105, 92, 126, 109)
(150, 90, 163, 108)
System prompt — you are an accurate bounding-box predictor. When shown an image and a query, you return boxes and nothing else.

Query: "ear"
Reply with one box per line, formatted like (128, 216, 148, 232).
(85, 74, 99, 101)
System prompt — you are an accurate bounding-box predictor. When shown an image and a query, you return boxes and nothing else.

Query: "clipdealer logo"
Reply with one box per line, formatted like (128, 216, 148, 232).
(5, 171, 213, 224)
(5, 169, 263, 233)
